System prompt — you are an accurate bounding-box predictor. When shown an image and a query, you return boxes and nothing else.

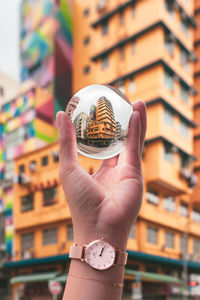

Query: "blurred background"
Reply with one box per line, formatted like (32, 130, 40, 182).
(0, 0, 200, 299)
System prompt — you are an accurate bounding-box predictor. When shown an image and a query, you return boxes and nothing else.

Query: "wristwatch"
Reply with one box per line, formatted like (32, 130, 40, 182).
(69, 238, 128, 270)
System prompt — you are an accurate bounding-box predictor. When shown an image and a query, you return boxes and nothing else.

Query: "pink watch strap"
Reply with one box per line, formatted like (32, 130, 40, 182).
(69, 244, 128, 266)
(69, 245, 84, 260)
(115, 251, 128, 265)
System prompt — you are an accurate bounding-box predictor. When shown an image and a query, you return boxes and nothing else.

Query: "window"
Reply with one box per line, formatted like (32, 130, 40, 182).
(5, 160, 14, 180)
(117, 81, 125, 94)
(163, 196, 176, 212)
(165, 0, 174, 16)
(102, 55, 109, 69)
(147, 226, 158, 244)
(83, 8, 90, 16)
(164, 71, 174, 90)
(129, 224, 136, 239)
(43, 186, 58, 206)
(193, 240, 200, 255)
(102, 21, 108, 35)
(165, 32, 175, 55)
(83, 66, 90, 75)
(21, 194, 34, 212)
(131, 3, 135, 17)
(165, 232, 174, 248)
(181, 18, 189, 35)
(119, 46, 124, 60)
(19, 164, 25, 173)
(179, 120, 189, 139)
(191, 209, 200, 222)
(180, 48, 189, 66)
(67, 224, 74, 241)
(21, 232, 34, 251)
(5, 126, 27, 147)
(129, 78, 135, 92)
(180, 85, 189, 103)
(43, 228, 57, 246)
(146, 188, 159, 205)
(41, 156, 48, 166)
(119, 10, 124, 25)
(131, 40, 135, 54)
(179, 202, 188, 217)
(53, 154, 59, 163)
(163, 108, 174, 127)
(180, 236, 188, 253)
(180, 154, 190, 168)
(83, 36, 90, 46)
(164, 144, 174, 163)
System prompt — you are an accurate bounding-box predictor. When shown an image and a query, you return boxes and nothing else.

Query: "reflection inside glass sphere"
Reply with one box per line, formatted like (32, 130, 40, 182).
(66, 84, 133, 159)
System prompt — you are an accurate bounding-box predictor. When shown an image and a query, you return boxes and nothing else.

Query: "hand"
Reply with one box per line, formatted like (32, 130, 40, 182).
(57, 100, 146, 250)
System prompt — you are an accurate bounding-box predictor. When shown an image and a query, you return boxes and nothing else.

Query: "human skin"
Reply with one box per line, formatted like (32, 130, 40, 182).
(56, 100, 147, 300)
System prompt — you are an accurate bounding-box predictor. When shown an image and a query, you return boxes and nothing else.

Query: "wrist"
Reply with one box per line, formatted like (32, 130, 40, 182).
(73, 226, 128, 250)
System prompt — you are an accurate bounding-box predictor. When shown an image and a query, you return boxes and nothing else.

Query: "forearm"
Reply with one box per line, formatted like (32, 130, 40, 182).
(63, 231, 127, 300)
(63, 259, 125, 300)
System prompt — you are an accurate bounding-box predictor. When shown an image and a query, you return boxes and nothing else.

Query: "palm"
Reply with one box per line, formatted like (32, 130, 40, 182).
(64, 156, 143, 241)
(58, 100, 146, 247)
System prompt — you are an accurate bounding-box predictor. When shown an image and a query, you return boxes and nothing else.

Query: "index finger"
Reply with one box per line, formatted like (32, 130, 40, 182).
(132, 100, 147, 156)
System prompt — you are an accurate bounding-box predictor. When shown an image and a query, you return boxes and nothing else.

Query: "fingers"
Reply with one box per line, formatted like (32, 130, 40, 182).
(126, 110, 141, 167)
(56, 111, 78, 173)
(132, 100, 147, 156)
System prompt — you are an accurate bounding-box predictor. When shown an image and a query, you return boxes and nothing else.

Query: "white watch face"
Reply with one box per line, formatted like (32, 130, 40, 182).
(85, 239, 116, 270)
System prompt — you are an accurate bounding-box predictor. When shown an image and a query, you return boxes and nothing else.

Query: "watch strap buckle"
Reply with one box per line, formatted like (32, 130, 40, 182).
(69, 244, 85, 261)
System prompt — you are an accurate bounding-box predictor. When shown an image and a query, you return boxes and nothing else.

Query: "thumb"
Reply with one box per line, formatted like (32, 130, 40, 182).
(56, 111, 78, 175)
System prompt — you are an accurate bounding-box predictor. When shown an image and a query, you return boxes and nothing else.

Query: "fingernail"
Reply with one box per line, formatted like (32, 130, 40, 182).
(56, 112, 61, 128)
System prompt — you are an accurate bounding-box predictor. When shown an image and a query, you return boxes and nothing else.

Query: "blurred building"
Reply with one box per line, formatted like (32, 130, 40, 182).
(191, 0, 200, 295)
(20, 0, 73, 115)
(3, 0, 200, 299)
(0, 73, 20, 105)
(73, 0, 199, 298)
(5, 143, 101, 300)
(0, 80, 57, 260)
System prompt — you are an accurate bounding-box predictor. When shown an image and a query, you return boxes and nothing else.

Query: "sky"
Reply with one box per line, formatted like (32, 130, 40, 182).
(0, 0, 21, 82)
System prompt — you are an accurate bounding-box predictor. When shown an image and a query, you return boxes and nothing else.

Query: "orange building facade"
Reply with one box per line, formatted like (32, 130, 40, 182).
(4, 0, 200, 299)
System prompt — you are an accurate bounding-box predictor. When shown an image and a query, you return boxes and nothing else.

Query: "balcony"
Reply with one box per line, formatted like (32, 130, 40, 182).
(144, 140, 192, 195)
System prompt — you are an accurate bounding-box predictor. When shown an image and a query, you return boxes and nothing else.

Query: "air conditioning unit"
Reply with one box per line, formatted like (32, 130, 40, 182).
(29, 162, 36, 172)
(97, 0, 107, 11)
(180, 168, 191, 180)
(171, 145, 178, 153)
(21, 250, 34, 260)
(190, 254, 199, 262)
(0, 244, 6, 251)
(180, 252, 190, 260)
(168, 32, 176, 43)
(189, 52, 197, 62)
(51, 151, 59, 159)
(18, 173, 31, 185)
(189, 174, 198, 188)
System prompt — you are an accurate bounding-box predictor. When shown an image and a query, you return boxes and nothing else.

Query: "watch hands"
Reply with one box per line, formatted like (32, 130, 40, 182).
(99, 246, 106, 257)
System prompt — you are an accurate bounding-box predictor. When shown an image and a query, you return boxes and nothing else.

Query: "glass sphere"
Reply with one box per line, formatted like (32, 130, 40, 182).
(66, 84, 133, 160)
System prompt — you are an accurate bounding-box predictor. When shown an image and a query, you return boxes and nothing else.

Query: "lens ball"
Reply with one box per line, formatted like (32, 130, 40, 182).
(66, 84, 133, 160)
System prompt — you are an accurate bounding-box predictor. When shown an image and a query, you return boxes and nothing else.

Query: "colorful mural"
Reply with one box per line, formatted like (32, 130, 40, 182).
(20, 0, 72, 114)
(0, 86, 57, 259)
(0, 0, 72, 261)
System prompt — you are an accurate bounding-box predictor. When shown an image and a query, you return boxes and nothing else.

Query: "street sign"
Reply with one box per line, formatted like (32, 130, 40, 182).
(48, 280, 62, 295)
(131, 278, 142, 299)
